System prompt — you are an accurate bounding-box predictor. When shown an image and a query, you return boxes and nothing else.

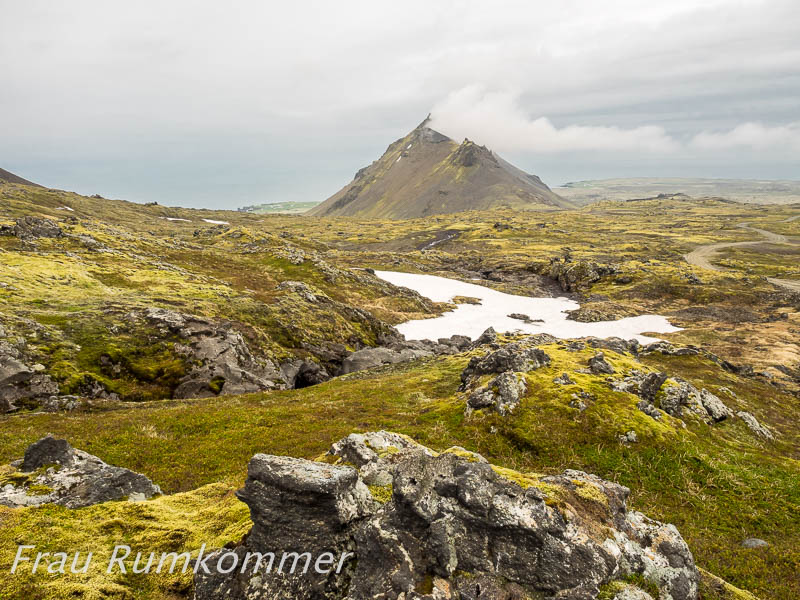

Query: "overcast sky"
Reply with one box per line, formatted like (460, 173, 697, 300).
(1, 0, 798, 208)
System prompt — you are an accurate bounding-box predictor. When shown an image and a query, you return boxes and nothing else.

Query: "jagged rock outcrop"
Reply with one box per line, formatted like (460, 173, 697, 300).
(544, 257, 619, 293)
(588, 352, 616, 375)
(615, 374, 731, 424)
(338, 336, 472, 376)
(194, 432, 699, 600)
(460, 341, 551, 388)
(467, 371, 527, 415)
(0, 436, 161, 508)
(696, 388, 731, 422)
(0, 339, 60, 412)
(339, 346, 432, 375)
(139, 308, 285, 397)
(1, 216, 64, 241)
(566, 307, 623, 322)
(611, 370, 668, 403)
(553, 372, 576, 385)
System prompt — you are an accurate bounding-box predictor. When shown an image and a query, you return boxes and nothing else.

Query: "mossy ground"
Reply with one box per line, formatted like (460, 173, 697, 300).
(1, 183, 798, 598)
(0, 347, 796, 599)
(0, 483, 250, 600)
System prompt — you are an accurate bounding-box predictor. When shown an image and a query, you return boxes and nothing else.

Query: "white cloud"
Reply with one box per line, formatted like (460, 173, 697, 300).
(431, 87, 800, 158)
(690, 122, 800, 151)
(430, 87, 680, 153)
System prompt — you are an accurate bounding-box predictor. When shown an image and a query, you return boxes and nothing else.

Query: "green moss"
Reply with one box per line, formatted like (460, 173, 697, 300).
(597, 575, 659, 600)
(368, 484, 393, 504)
(26, 484, 54, 496)
(208, 376, 225, 395)
(0, 483, 250, 600)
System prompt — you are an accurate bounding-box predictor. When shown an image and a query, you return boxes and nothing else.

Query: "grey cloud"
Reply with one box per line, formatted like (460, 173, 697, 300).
(0, 0, 798, 207)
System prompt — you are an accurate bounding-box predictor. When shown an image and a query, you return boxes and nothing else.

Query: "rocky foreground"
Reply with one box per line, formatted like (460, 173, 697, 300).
(194, 431, 698, 600)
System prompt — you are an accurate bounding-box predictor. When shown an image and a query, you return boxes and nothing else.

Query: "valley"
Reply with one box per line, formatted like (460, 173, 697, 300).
(1, 175, 799, 599)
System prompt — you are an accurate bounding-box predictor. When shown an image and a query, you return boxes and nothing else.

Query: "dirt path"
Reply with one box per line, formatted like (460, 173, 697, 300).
(684, 222, 800, 292)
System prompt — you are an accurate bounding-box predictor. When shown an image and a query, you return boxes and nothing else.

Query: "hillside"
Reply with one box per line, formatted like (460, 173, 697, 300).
(309, 117, 572, 218)
(0, 167, 41, 187)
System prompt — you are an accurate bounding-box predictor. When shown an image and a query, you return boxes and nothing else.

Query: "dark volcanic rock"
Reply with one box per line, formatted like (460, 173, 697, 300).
(471, 326, 498, 347)
(587, 337, 641, 355)
(467, 371, 527, 415)
(194, 432, 700, 600)
(140, 308, 285, 398)
(588, 352, 615, 375)
(545, 257, 618, 293)
(0, 340, 60, 411)
(338, 345, 432, 375)
(0, 436, 161, 508)
(292, 360, 331, 388)
(12, 216, 64, 241)
(460, 342, 550, 387)
(21, 435, 75, 471)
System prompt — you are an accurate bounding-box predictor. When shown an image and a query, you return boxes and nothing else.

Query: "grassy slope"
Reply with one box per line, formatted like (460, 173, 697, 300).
(1, 183, 799, 598)
(1, 344, 796, 599)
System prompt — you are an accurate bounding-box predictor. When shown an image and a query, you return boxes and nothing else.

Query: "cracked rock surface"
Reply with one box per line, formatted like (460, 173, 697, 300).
(194, 431, 699, 600)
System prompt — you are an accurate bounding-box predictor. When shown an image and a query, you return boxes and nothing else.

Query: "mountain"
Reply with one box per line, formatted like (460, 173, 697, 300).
(309, 117, 573, 218)
(0, 167, 42, 187)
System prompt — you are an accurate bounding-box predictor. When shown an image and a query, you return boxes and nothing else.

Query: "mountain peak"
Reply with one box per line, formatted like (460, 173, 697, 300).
(309, 118, 572, 219)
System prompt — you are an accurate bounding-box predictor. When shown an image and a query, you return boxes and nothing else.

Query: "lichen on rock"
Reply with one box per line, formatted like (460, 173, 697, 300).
(194, 432, 700, 600)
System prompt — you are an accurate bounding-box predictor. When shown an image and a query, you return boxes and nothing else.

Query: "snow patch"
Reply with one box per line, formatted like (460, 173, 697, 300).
(55, 206, 74, 212)
(374, 271, 681, 343)
(202, 219, 229, 225)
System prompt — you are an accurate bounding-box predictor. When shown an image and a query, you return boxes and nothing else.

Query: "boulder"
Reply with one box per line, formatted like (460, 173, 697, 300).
(439, 334, 472, 350)
(611, 370, 667, 403)
(737, 411, 774, 440)
(467, 371, 527, 415)
(460, 342, 550, 387)
(640, 341, 699, 357)
(195, 433, 699, 600)
(195, 455, 375, 600)
(21, 435, 75, 471)
(546, 257, 618, 292)
(0, 341, 60, 410)
(656, 379, 706, 418)
(553, 372, 576, 385)
(0, 436, 161, 509)
(637, 400, 663, 420)
(40, 395, 81, 412)
(698, 389, 731, 423)
(588, 352, 615, 375)
(292, 361, 330, 388)
(587, 337, 640, 355)
(338, 345, 431, 375)
(566, 308, 621, 322)
(471, 326, 498, 347)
